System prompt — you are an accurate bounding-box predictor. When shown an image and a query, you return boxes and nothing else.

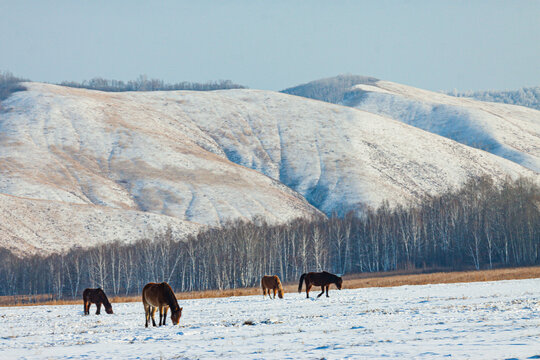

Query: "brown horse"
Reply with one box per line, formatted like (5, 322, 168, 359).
(298, 271, 343, 298)
(261, 275, 284, 299)
(142, 282, 182, 327)
(83, 288, 113, 315)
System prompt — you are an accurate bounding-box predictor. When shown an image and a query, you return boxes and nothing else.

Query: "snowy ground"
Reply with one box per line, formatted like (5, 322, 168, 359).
(1, 279, 540, 359)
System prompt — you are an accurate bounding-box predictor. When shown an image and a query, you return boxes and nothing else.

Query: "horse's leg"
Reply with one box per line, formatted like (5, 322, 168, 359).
(262, 286, 266, 298)
(158, 306, 163, 326)
(163, 307, 168, 326)
(326, 285, 330, 297)
(145, 304, 150, 328)
(84, 301, 88, 315)
(151, 307, 157, 327)
(317, 286, 325, 298)
(273, 287, 276, 299)
(306, 284, 312, 298)
(96, 302, 102, 315)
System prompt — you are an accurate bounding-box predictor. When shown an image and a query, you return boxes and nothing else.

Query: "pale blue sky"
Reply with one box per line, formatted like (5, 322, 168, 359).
(1, 0, 538, 91)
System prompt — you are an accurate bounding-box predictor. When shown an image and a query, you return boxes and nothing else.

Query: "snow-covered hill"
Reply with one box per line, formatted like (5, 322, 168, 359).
(0, 82, 537, 254)
(281, 74, 378, 104)
(341, 81, 540, 172)
(0, 193, 203, 255)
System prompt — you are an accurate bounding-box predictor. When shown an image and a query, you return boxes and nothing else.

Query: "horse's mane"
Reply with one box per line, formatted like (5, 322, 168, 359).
(97, 288, 112, 307)
(161, 282, 180, 312)
(322, 271, 337, 278)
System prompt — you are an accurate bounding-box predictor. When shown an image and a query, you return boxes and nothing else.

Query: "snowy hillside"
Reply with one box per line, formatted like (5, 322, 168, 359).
(1, 278, 540, 359)
(150, 87, 536, 215)
(0, 82, 537, 253)
(0, 193, 203, 255)
(342, 80, 540, 172)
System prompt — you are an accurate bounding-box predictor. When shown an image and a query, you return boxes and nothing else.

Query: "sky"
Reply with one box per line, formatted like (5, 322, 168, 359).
(0, 0, 539, 91)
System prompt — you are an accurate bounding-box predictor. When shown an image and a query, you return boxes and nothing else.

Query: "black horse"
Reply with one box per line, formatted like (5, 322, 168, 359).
(298, 271, 343, 298)
(83, 288, 113, 315)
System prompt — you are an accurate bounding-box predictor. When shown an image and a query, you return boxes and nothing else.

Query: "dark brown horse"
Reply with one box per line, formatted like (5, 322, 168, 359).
(261, 275, 284, 299)
(142, 282, 182, 327)
(83, 288, 113, 315)
(298, 271, 343, 298)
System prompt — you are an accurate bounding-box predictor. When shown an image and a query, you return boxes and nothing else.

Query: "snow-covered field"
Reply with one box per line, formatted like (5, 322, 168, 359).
(1, 279, 540, 359)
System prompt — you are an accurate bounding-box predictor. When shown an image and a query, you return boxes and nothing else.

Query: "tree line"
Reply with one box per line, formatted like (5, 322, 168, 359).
(0, 70, 246, 106)
(0, 71, 26, 103)
(446, 87, 540, 111)
(0, 176, 538, 299)
(60, 75, 246, 92)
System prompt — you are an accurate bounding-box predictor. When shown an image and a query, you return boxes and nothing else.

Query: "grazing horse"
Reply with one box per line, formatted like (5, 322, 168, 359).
(261, 275, 284, 299)
(298, 271, 343, 298)
(83, 288, 113, 315)
(142, 282, 183, 327)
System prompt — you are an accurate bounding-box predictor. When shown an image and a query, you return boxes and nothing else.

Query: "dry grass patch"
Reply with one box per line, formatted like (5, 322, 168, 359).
(340, 266, 540, 289)
(2, 266, 539, 307)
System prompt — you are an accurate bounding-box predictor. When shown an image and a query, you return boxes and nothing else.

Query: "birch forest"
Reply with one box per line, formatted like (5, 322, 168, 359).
(0, 176, 538, 299)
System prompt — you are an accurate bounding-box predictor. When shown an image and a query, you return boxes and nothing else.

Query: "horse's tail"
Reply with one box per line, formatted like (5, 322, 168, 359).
(275, 276, 284, 299)
(298, 273, 306, 293)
